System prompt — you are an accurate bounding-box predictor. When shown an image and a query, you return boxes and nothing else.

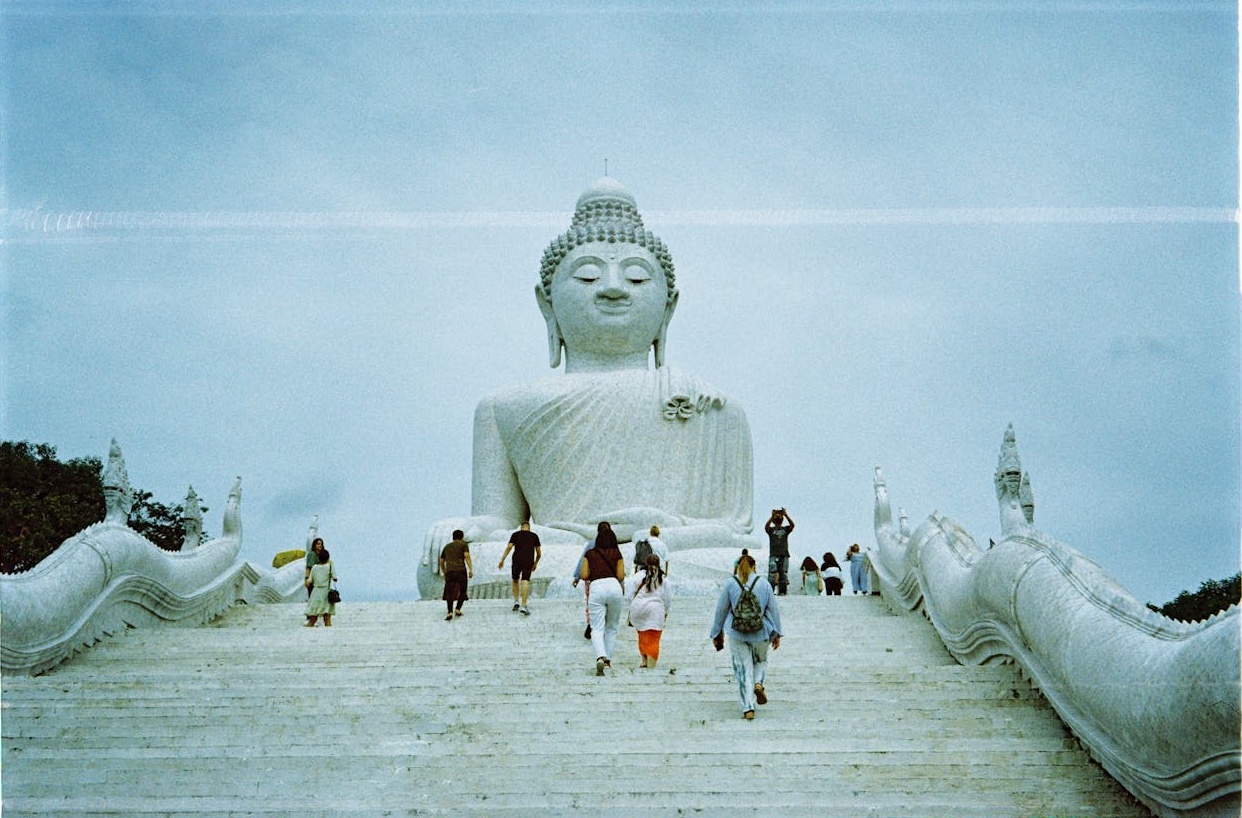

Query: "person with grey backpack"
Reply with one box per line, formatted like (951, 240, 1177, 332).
(708, 553, 782, 720)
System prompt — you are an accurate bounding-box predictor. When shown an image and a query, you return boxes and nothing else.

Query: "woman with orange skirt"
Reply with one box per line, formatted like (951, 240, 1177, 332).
(627, 553, 672, 668)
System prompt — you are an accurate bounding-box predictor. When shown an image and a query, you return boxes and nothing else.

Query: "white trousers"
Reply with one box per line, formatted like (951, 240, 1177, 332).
(587, 578, 624, 661)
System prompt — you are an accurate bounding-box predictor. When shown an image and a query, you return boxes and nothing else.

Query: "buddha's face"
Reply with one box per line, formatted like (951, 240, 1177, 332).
(545, 241, 674, 364)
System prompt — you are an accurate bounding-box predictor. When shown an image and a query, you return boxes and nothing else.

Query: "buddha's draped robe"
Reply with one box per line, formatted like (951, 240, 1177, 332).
(472, 367, 753, 534)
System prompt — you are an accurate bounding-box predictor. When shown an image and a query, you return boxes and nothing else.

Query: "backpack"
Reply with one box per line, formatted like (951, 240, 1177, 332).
(633, 538, 653, 567)
(731, 576, 764, 634)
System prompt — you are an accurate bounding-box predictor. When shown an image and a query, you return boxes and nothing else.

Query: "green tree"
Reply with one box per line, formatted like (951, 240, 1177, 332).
(0, 441, 105, 573)
(1155, 573, 1242, 623)
(1, 441, 207, 574)
(128, 490, 209, 552)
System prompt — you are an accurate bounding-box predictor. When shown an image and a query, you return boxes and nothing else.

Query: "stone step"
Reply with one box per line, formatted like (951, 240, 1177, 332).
(0, 594, 1149, 818)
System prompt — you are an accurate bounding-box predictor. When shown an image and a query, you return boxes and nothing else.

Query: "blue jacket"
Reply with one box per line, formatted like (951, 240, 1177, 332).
(709, 574, 782, 643)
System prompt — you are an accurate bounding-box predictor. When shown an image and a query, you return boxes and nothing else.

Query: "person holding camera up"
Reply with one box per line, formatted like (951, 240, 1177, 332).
(764, 507, 794, 596)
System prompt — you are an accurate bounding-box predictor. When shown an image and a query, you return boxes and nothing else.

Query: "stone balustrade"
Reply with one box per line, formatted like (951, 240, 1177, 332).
(0, 442, 257, 675)
(870, 429, 1240, 818)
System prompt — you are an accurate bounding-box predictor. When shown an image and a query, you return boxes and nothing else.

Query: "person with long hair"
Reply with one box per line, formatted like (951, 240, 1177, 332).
(799, 556, 822, 595)
(304, 548, 337, 627)
(820, 552, 844, 596)
(579, 522, 626, 676)
(303, 537, 326, 599)
(708, 554, 782, 720)
(628, 553, 672, 668)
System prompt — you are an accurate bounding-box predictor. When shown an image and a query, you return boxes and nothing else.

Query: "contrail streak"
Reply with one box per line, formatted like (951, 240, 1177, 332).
(3, 206, 1237, 238)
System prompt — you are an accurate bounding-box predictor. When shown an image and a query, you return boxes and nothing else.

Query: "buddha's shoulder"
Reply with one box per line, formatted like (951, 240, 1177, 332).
(477, 373, 609, 406)
(474, 367, 745, 417)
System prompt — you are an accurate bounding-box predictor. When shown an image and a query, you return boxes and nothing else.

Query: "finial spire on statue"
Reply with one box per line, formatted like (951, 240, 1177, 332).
(222, 477, 242, 541)
(873, 467, 893, 532)
(180, 486, 203, 551)
(102, 438, 133, 525)
(994, 423, 1029, 534)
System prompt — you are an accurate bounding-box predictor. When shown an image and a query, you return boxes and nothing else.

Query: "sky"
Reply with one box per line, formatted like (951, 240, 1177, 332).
(2, 0, 1238, 607)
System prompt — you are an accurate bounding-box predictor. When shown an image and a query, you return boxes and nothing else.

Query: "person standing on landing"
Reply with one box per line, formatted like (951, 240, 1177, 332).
(799, 556, 823, 595)
(439, 530, 473, 621)
(765, 508, 794, 595)
(846, 543, 868, 595)
(304, 549, 337, 627)
(709, 554, 782, 720)
(498, 521, 542, 615)
(820, 552, 844, 596)
(304, 537, 326, 599)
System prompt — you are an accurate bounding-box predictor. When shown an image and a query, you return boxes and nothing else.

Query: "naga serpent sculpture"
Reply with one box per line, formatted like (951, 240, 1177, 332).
(870, 424, 1239, 818)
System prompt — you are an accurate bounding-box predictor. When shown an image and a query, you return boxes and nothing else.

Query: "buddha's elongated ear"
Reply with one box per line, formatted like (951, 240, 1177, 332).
(535, 284, 563, 369)
(653, 287, 679, 368)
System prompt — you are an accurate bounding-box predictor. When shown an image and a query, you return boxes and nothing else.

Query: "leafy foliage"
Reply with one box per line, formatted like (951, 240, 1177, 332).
(1155, 573, 1241, 623)
(1, 441, 207, 574)
(1, 442, 105, 574)
(128, 489, 208, 552)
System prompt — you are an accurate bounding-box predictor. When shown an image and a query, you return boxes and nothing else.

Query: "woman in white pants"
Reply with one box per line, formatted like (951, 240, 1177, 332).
(579, 521, 626, 676)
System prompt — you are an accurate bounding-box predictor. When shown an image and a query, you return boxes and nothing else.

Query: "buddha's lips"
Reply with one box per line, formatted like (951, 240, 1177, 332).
(594, 300, 632, 313)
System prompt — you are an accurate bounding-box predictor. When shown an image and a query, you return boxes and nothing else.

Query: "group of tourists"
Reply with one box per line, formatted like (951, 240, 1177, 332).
(572, 522, 672, 674)
(568, 519, 781, 719)
(799, 544, 871, 595)
(316, 507, 884, 719)
(437, 522, 542, 621)
(767, 507, 871, 596)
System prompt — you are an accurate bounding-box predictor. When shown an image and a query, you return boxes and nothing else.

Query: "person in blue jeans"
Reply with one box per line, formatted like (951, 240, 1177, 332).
(846, 543, 869, 595)
(764, 508, 794, 595)
(709, 554, 782, 720)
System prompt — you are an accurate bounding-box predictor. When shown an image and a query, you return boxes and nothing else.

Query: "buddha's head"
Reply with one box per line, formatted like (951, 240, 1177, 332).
(537, 177, 679, 372)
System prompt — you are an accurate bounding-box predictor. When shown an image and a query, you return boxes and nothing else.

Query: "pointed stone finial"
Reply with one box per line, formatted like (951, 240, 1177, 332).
(873, 467, 893, 531)
(994, 424, 1028, 534)
(305, 514, 320, 550)
(994, 423, 1022, 497)
(222, 477, 242, 541)
(102, 438, 133, 525)
(180, 486, 204, 551)
(1020, 472, 1035, 524)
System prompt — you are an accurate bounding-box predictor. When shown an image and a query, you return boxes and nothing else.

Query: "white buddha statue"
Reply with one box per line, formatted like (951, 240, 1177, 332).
(421, 177, 758, 593)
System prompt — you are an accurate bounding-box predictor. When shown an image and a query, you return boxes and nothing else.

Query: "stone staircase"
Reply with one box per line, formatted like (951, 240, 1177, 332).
(1, 593, 1150, 817)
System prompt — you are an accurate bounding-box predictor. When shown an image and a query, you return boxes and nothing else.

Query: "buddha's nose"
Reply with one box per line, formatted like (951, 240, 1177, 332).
(599, 263, 626, 298)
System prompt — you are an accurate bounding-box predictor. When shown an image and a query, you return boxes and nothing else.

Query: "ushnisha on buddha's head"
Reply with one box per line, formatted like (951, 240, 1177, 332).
(536, 177, 679, 373)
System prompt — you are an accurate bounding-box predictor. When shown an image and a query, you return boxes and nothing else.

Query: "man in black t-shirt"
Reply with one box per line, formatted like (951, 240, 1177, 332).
(498, 521, 542, 615)
(765, 508, 794, 596)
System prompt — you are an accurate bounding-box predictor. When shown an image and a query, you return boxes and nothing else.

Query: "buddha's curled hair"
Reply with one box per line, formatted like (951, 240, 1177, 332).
(538, 183, 676, 302)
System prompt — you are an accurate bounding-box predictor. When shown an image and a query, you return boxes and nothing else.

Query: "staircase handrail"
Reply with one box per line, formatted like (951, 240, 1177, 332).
(0, 454, 254, 675)
(871, 463, 1240, 818)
